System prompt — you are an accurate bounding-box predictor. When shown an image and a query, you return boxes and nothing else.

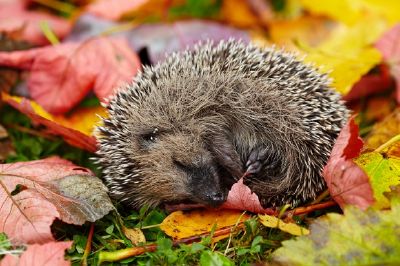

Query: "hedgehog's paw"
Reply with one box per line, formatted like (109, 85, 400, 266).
(245, 148, 268, 176)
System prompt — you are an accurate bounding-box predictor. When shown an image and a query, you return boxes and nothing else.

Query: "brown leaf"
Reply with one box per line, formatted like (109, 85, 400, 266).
(322, 116, 375, 210)
(0, 241, 72, 266)
(366, 108, 400, 149)
(122, 226, 146, 245)
(0, 157, 113, 245)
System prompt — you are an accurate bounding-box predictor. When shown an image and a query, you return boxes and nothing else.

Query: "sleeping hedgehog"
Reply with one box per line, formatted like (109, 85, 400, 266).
(96, 40, 348, 209)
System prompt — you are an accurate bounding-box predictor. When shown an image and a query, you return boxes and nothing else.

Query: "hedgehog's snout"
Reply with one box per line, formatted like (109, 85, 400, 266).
(173, 153, 229, 207)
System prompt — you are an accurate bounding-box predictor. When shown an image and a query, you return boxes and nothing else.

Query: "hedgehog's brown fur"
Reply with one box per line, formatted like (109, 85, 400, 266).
(96, 40, 349, 208)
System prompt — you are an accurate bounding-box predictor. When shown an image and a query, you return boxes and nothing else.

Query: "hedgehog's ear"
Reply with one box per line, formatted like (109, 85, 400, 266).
(207, 134, 243, 180)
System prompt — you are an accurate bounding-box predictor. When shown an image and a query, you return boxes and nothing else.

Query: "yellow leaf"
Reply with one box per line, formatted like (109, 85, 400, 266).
(304, 18, 385, 94)
(300, 0, 400, 25)
(258, 214, 309, 236)
(160, 209, 249, 240)
(2, 93, 106, 136)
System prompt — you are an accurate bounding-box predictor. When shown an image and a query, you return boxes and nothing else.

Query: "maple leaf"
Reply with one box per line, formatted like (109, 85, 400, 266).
(375, 23, 400, 104)
(322, 116, 375, 210)
(0, 241, 72, 266)
(0, 36, 141, 114)
(0, 0, 72, 45)
(2, 93, 98, 152)
(0, 157, 113, 245)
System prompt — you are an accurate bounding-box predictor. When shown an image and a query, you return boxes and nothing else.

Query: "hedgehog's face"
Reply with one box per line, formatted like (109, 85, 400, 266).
(126, 121, 240, 207)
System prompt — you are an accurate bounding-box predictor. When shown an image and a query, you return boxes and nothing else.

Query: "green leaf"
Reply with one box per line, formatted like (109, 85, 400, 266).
(355, 142, 400, 209)
(200, 251, 234, 266)
(272, 198, 400, 265)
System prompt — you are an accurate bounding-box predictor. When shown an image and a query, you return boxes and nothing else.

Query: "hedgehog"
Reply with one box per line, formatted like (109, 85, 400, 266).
(96, 40, 349, 209)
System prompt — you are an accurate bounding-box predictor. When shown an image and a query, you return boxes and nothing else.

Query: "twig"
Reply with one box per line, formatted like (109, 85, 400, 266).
(81, 223, 95, 266)
(98, 224, 244, 264)
(284, 200, 337, 217)
(5, 123, 57, 140)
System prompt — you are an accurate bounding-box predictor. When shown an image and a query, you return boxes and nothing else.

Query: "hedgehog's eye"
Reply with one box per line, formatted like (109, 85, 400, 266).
(141, 128, 159, 145)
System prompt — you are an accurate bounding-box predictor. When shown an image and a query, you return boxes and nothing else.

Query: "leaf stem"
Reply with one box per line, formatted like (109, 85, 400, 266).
(375, 134, 400, 153)
(81, 223, 95, 266)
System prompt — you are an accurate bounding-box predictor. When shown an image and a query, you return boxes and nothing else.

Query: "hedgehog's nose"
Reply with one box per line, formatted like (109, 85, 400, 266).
(206, 191, 226, 207)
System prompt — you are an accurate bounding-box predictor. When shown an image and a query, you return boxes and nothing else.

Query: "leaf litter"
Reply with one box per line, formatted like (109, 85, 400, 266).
(1, 0, 400, 265)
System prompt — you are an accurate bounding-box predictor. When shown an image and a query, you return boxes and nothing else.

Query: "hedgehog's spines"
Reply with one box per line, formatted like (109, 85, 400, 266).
(95, 40, 349, 208)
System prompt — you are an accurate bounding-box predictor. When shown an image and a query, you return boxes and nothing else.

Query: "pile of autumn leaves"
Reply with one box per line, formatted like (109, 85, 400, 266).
(1, 0, 400, 265)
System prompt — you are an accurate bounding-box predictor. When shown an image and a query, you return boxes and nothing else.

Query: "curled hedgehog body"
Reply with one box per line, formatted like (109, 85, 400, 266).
(96, 40, 349, 208)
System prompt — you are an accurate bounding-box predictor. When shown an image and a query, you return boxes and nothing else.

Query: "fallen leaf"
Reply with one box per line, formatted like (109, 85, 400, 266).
(122, 226, 146, 245)
(0, 0, 72, 45)
(272, 197, 400, 265)
(2, 93, 98, 152)
(0, 241, 72, 266)
(222, 178, 275, 214)
(258, 214, 309, 236)
(269, 16, 337, 49)
(300, 0, 400, 25)
(127, 20, 250, 63)
(86, 0, 150, 20)
(0, 124, 7, 139)
(366, 108, 400, 149)
(160, 209, 249, 240)
(375, 23, 400, 104)
(343, 64, 394, 102)
(305, 19, 385, 95)
(0, 157, 113, 245)
(221, 0, 259, 28)
(0, 36, 141, 114)
(355, 138, 400, 209)
(322, 116, 375, 210)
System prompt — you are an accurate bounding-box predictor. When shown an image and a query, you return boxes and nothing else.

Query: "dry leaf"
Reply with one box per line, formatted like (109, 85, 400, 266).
(122, 226, 146, 245)
(258, 214, 309, 236)
(366, 108, 400, 149)
(0, 157, 113, 245)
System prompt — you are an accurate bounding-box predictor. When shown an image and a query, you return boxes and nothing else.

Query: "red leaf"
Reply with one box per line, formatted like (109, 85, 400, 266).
(86, 0, 150, 20)
(375, 23, 400, 104)
(0, 157, 95, 245)
(222, 178, 275, 214)
(343, 64, 393, 102)
(0, 241, 72, 266)
(0, 0, 72, 45)
(322, 116, 375, 210)
(0, 37, 141, 114)
(4, 96, 97, 152)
